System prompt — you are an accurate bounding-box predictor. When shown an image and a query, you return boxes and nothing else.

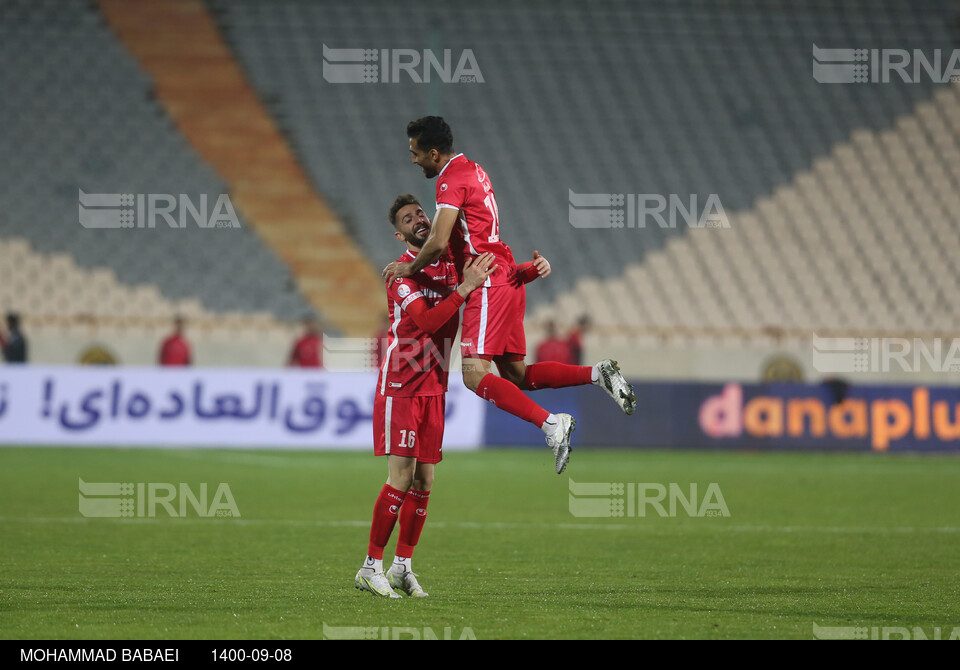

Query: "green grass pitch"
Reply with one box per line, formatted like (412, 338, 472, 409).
(1, 446, 959, 640)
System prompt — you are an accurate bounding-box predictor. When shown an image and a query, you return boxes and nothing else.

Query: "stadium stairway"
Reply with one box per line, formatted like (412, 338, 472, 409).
(97, 0, 385, 336)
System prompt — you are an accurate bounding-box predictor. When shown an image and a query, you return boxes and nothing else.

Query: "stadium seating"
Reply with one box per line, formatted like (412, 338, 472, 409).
(0, 235, 260, 321)
(531, 82, 960, 337)
(210, 0, 960, 339)
(0, 0, 314, 323)
(3, 0, 958, 362)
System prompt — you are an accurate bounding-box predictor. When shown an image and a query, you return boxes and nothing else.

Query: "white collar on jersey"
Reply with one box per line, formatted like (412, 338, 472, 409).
(404, 248, 442, 267)
(437, 153, 465, 180)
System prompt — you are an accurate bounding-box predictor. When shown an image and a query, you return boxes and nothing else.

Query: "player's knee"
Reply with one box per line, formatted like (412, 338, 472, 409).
(387, 462, 416, 491)
(413, 473, 434, 492)
(462, 368, 483, 393)
(497, 361, 528, 388)
(503, 368, 526, 388)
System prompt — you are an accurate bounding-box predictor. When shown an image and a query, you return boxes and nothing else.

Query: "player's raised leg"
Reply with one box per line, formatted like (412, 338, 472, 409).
(388, 461, 433, 597)
(501, 358, 638, 415)
(462, 356, 575, 474)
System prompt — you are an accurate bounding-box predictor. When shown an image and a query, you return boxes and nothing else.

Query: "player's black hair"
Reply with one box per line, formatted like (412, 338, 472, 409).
(406, 116, 454, 155)
(389, 194, 421, 226)
(6, 313, 19, 330)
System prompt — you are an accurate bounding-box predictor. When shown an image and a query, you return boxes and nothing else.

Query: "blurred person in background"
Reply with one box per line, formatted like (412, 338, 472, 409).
(567, 315, 591, 366)
(288, 315, 324, 368)
(158, 316, 191, 366)
(535, 321, 575, 365)
(823, 377, 850, 407)
(0, 313, 27, 363)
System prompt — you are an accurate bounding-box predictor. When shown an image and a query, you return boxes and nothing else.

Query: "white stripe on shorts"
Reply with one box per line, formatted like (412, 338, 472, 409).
(384, 396, 393, 454)
(478, 286, 488, 355)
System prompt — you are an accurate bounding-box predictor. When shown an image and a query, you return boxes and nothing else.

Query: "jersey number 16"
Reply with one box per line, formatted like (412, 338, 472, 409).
(398, 429, 416, 450)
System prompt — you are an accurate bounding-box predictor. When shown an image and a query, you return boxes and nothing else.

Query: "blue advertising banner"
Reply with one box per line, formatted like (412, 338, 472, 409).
(482, 381, 960, 452)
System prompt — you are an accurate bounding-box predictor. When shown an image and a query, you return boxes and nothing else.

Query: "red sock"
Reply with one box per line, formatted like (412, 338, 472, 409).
(524, 362, 593, 390)
(395, 489, 430, 559)
(367, 484, 406, 560)
(476, 373, 550, 427)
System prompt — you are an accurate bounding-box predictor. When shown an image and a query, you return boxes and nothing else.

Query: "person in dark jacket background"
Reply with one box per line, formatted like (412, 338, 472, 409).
(0, 313, 27, 363)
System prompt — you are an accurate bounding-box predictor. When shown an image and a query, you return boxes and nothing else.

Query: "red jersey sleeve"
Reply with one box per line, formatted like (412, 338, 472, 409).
(436, 170, 468, 210)
(405, 291, 465, 334)
(388, 277, 426, 313)
(516, 261, 540, 284)
(389, 276, 464, 334)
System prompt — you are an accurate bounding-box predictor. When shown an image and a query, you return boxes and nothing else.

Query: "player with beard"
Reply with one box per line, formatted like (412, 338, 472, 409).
(357, 194, 550, 598)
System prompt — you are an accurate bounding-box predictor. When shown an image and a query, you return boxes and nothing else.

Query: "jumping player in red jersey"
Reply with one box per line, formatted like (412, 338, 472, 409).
(358, 194, 549, 599)
(383, 117, 636, 475)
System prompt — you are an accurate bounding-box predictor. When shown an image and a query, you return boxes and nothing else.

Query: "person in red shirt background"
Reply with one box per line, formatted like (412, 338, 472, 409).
(158, 316, 191, 366)
(567, 315, 591, 366)
(535, 321, 575, 365)
(288, 316, 324, 368)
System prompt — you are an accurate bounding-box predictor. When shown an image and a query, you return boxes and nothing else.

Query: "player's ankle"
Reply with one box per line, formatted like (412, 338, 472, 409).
(361, 556, 383, 573)
(541, 413, 560, 434)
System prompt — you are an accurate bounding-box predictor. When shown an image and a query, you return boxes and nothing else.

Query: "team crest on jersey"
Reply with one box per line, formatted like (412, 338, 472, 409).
(440, 183, 448, 192)
(397, 284, 411, 298)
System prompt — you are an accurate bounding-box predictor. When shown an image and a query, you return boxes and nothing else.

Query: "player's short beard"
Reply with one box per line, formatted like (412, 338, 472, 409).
(404, 230, 426, 248)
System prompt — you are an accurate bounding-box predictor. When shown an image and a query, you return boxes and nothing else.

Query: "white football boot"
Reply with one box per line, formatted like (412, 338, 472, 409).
(596, 360, 637, 415)
(545, 413, 575, 474)
(388, 567, 429, 598)
(355, 568, 402, 599)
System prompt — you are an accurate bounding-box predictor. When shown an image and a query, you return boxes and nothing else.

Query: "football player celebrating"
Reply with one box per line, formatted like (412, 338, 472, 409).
(357, 194, 549, 599)
(383, 117, 636, 476)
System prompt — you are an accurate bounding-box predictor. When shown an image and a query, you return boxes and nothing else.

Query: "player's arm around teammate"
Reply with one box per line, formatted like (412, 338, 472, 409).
(381, 200, 459, 284)
(358, 196, 494, 599)
(383, 252, 496, 496)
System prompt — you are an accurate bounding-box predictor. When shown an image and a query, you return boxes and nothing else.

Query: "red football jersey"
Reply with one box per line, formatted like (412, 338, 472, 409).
(289, 334, 323, 368)
(435, 153, 517, 286)
(159, 334, 191, 366)
(377, 250, 460, 397)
